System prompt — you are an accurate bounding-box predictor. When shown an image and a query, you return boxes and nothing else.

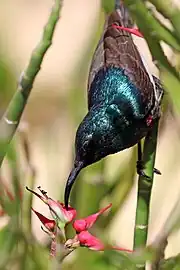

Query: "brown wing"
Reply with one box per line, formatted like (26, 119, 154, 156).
(88, 10, 154, 111)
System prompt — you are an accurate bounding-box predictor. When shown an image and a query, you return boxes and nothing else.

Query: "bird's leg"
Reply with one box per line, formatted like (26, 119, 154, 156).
(136, 142, 161, 179)
(136, 141, 150, 179)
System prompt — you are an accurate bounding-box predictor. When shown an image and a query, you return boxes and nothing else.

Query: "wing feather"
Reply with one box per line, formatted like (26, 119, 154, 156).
(88, 10, 155, 112)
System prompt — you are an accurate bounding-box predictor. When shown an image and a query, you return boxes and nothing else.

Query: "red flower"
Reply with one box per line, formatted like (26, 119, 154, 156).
(72, 203, 132, 253)
(112, 24, 144, 38)
(77, 231, 132, 252)
(27, 187, 132, 255)
(32, 208, 56, 232)
(48, 200, 76, 227)
(77, 231, 104, 250)
(73, 203, 112, 232)
(26, 186, 76, 229)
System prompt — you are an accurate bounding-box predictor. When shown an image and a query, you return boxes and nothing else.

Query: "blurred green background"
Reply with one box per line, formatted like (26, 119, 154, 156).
(0, 0, 180, 269)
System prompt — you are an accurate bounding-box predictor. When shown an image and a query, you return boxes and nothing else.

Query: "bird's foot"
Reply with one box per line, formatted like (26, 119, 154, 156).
(136, 161, 161, 179)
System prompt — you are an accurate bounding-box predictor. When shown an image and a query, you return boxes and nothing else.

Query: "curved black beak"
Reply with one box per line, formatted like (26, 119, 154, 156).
(64, 162, 84, 209)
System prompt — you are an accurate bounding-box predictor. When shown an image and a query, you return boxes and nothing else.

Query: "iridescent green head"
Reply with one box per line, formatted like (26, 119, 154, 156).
(64, 106, 116, 208)
(64, 105, 129, 208)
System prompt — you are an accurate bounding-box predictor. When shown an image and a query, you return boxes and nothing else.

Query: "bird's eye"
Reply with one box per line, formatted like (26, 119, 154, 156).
(82, 140, 89, 151)
(82, 135, 93, 152)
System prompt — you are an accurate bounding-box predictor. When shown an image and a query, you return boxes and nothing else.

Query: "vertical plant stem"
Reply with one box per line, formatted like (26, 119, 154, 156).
(148, 0, 180, 40)
(133, 120, 159, 269)
(0, 0, 62, 167)
(123, 0, 180, 74)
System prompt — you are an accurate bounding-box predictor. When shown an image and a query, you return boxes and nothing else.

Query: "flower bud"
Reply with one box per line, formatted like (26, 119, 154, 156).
(27, 187, 76, 229)
(73, 203, 112, 232)
(48, 200, 76, 229)
(77, 231, 104, 251)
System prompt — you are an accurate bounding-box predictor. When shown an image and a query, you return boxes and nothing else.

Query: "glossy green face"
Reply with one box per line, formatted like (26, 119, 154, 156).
(75, 107, 148, 169)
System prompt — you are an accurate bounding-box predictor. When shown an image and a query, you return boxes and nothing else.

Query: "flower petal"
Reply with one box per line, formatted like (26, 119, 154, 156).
(58, 202, 77, 223)
(32, 208, 56, 232)
(48, 200, 76, 226)
(26, 186, 48, 204)
(77, 231, 132, 253)
(27, 187, 76, 228)
(73, 203, 112, 232)
(77, 231, 104, 251)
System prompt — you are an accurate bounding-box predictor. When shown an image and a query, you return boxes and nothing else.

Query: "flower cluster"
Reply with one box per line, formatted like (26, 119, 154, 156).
(27, 187, 132, 258)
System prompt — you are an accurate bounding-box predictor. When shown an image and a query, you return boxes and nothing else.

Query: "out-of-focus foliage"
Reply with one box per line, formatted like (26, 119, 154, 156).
(0, 0, 180, 269)
(0, 0, 62, 167)
(102, 0, 114, 13)
(0, 56, 16, 115)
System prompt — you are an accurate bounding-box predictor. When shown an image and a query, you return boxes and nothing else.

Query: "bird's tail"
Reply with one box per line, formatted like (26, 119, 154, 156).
(114, 0, 134, 28)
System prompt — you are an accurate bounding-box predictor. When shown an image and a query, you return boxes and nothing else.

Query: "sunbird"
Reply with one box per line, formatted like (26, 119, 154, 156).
(64, 0, 163, 208)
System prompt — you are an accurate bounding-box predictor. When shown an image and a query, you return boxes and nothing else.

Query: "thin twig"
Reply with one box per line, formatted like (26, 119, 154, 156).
(148, 0, 180, 40)
(151, 194, 180, 269)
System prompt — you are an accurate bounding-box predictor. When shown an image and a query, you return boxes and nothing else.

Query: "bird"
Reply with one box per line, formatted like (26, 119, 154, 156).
(64, 0, 163, 208)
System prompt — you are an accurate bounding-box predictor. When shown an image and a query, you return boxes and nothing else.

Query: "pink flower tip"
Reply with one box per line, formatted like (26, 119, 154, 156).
(77, 231, 104, 251)
(32, 208, 56, 232)
(73, 219, 87, 233)
(73, 203, 112, 232)
(26, 186, 76, 228)
(77, 231, 132, 253)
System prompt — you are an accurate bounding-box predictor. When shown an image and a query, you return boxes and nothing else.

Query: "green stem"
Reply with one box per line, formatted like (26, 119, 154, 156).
(124, 0, 180, 76)
(148, 0, 180, 40)
(0, 0, 62, 167)
(133, 120, 159, 269)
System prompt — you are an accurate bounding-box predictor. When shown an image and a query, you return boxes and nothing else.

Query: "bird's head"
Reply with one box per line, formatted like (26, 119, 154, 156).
(64, 106, 117, 208)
